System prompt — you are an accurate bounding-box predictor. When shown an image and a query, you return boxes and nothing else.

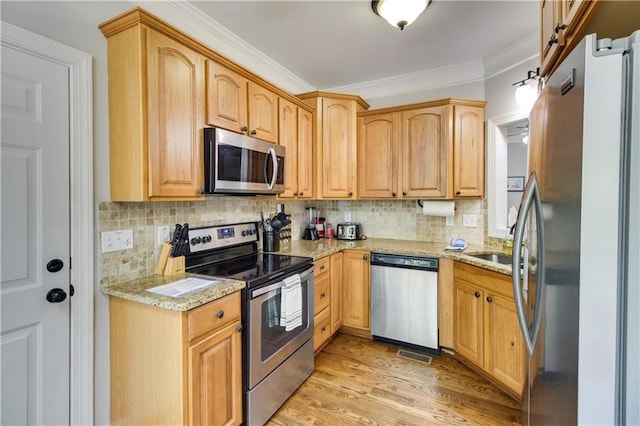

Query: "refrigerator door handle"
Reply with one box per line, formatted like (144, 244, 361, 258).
(512, 173, 545, 356)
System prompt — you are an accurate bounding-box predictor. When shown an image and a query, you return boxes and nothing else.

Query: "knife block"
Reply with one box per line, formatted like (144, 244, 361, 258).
(156, 242, 185, 276)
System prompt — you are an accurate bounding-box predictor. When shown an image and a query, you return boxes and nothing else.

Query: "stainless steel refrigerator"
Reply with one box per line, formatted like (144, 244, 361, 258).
(512, 30, 639, 425)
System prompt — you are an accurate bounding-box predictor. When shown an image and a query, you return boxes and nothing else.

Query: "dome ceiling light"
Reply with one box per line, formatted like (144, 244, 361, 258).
(372, 0, 431, 31)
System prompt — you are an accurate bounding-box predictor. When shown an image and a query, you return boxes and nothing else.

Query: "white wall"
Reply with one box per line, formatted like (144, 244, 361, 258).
(485, 57, 539, 120)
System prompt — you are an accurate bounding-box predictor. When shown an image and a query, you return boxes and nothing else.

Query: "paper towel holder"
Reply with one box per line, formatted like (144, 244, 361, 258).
(417, 200, 457, 211)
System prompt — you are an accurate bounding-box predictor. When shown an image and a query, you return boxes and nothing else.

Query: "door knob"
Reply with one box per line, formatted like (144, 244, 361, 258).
(46, 288, 67, 303)
(46, 259, 64, 273)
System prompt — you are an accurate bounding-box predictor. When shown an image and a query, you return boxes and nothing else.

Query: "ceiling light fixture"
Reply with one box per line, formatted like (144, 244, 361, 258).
(372, 0, 430, 31)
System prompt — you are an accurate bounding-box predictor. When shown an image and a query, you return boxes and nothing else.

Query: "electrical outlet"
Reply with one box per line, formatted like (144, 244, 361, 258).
(101, 229, 133, 253)
(446, 216, 454, 226)
(157, 225, 171, 245)
(344, 211, 352, 222)
(462, 214, 478, 228)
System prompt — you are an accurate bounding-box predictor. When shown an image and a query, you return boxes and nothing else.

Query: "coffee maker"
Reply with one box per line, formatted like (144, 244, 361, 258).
(302, 207, 319, 240)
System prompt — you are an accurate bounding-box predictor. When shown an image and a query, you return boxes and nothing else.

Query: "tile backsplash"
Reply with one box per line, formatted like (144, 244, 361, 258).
(99, 197, 500, 285)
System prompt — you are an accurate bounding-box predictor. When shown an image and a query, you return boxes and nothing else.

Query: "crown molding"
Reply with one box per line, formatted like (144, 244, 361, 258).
(129, 0, 314, 94)
(483, 30, 539, 79)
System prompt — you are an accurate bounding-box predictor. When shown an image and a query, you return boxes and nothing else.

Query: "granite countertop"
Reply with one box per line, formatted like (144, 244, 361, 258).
(101, 273, 245, 312)
(273, 238, 513, 276)
(102, 238, 512, 312)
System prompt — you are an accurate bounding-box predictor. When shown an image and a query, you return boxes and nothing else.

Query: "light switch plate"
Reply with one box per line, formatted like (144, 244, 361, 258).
(157, 225, 171, 246)
(446, 216, 454, 226)
(344, 211, 352, 222)
(101, 229, 134, 253)
(462, 214, 478, 228)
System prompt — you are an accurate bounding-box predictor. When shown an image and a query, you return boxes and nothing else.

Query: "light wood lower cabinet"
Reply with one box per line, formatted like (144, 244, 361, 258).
(312, 253, 343, 352)
(110, 291, 242, 426)
(341, 250, 371, 334)
(453, 262, 525, 399)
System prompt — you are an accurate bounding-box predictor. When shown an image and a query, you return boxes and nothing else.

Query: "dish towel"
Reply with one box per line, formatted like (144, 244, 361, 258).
(280, 274, 302, 331)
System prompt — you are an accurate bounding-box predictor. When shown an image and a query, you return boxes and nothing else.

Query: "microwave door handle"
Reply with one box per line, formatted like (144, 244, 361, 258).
(264, 147, 277, 190)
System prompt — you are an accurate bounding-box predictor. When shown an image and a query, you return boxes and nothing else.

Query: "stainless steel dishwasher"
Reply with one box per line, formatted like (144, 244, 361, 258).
(370, 253, 439, 351)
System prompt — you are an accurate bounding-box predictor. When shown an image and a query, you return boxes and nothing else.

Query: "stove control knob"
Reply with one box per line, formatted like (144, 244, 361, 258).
(191, 236, 201, 245)
(241, 230, 247, 236)
(203, 235, 212, 243)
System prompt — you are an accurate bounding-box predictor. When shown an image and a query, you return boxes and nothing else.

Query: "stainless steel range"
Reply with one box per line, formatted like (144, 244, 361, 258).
(184, 222, 314, 426)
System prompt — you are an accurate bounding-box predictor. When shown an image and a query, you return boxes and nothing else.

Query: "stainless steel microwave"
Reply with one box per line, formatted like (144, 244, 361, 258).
(203, 127, 285, 195)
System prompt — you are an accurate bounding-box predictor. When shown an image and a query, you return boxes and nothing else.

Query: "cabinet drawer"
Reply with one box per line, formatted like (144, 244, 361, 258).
(188, 291, 241, 342)
(314, 256, 330, 276)
(314, 269, 330, 315)
(313, 307, 331, 352)
(454, 262, 513, 299)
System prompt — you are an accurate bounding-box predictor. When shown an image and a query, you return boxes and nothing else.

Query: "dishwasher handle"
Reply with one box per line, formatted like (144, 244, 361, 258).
(370, 253, 438, 271)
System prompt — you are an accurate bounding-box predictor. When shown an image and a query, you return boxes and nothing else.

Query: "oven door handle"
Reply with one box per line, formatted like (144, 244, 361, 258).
(251, 266, 314, 298)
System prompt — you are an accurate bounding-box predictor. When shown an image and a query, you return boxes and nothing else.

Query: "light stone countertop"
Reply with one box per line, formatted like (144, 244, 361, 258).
(273, 238, 513, 276)
(102, 238, 512, 312)
(101, 273, 245, 312)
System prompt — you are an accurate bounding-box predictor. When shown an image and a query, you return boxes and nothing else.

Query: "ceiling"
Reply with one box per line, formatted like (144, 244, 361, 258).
(188, 0, 540, 91)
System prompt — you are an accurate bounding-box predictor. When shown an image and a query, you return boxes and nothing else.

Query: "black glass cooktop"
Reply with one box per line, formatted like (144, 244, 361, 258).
(188, 252, 312, 288)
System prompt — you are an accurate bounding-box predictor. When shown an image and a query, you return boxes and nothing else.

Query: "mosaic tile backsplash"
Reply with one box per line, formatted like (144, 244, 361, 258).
(99, 197, 501, 285)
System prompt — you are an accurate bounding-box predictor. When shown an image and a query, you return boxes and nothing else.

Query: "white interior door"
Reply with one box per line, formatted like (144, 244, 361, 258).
(1, 43, 71, 425)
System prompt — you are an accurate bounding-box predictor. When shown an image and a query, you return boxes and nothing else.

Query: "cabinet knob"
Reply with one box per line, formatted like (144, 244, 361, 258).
(321, 292, 326, 298)
(251, 129, 257, 135)
(236, 325, 243, 332)
(348, 192, 353, 197)
(554, 23, 567, 33)
(548, 36, 558, 47)
(363, 255, 368, 260)
(321, 326, 326, 332)
(299, 192, 304, 196)
(486, 296, 493, 303)
(241, 126, 248, 132)
(320, 265, 325, 271)
(392, 192, 397, 197)
(474, 291, 481, 298)
(216, 310, 224, 319)
(293, 192, 298, 196)
(402, 192, 407, 196)
(456, 191, 461, 196)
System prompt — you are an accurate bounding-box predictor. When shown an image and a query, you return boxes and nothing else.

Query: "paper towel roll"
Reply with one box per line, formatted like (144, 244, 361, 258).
(421, 201, 455, 218)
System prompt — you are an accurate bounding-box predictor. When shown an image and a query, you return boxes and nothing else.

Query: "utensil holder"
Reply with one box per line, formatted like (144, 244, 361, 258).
(263, 231, 280, 252)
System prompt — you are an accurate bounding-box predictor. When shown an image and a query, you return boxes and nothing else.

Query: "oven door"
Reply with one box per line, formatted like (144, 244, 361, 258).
(247, 266, 314, 389)
(204, 127, 285, 195)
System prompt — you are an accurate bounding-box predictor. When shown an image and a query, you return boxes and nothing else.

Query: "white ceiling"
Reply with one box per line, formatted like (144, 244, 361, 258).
(186, 0, 540, 92)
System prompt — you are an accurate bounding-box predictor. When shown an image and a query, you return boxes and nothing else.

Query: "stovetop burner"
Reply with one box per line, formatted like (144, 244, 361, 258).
(184, 222, 312, 287)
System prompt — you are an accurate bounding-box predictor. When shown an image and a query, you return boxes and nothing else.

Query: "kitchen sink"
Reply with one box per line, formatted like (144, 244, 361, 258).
(468, 253, 513, 265)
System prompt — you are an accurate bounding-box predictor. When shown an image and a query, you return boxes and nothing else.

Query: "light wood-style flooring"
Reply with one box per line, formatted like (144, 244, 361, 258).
(268, 333, 521, 426)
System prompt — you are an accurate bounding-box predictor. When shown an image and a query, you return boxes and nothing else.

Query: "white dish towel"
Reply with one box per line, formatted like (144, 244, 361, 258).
(280, 274, 302, 331)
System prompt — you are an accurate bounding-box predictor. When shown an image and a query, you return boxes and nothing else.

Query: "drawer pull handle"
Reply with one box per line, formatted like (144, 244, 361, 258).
(320, 266, 325, 271)
(216, 311, 224, 319)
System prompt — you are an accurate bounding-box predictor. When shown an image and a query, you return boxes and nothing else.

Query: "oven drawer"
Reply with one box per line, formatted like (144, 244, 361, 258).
(188, 291, 241, 342)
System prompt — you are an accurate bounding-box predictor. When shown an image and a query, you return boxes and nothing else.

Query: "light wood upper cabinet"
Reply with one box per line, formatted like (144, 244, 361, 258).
(206, 60, 248, 134)
(452, 104, 485, 198)
(453, 262, 525, 399)
(402, 105, 449, 198)
(342, 250, 371, 333)
(248, 81, 279, 143)
(358, 99, 486, 200)
(298, 92, 369, 199)
(278, 99, 313, 199)
(358, 113, 400, 198)
(101, 21, 205, 201)
(206, 61, 278, 143)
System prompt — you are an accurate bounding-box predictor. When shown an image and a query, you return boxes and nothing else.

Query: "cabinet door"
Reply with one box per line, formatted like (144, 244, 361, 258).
(342, 251, 370, 330)
(358, 113, 399, 198)
(330, 252, 344, 333)
(454, 281, 483, 368)
(278, 98, 298, 198)
(321, 98, 357, 199)
(206, 60, 248, 134)
(248, 81, 278, 143)
(401, 106, 448, 198)
(540, 0, 564, 76)
(296, 108, 314, 199)
(189, 321, 242, 426)
(484, 293, 526, 396)
(453, 105, 484, 198)
(147, 30, 204, 198)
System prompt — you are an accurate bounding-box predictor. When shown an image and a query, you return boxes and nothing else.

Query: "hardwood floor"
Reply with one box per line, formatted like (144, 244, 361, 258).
(268, 333, 521, 426)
